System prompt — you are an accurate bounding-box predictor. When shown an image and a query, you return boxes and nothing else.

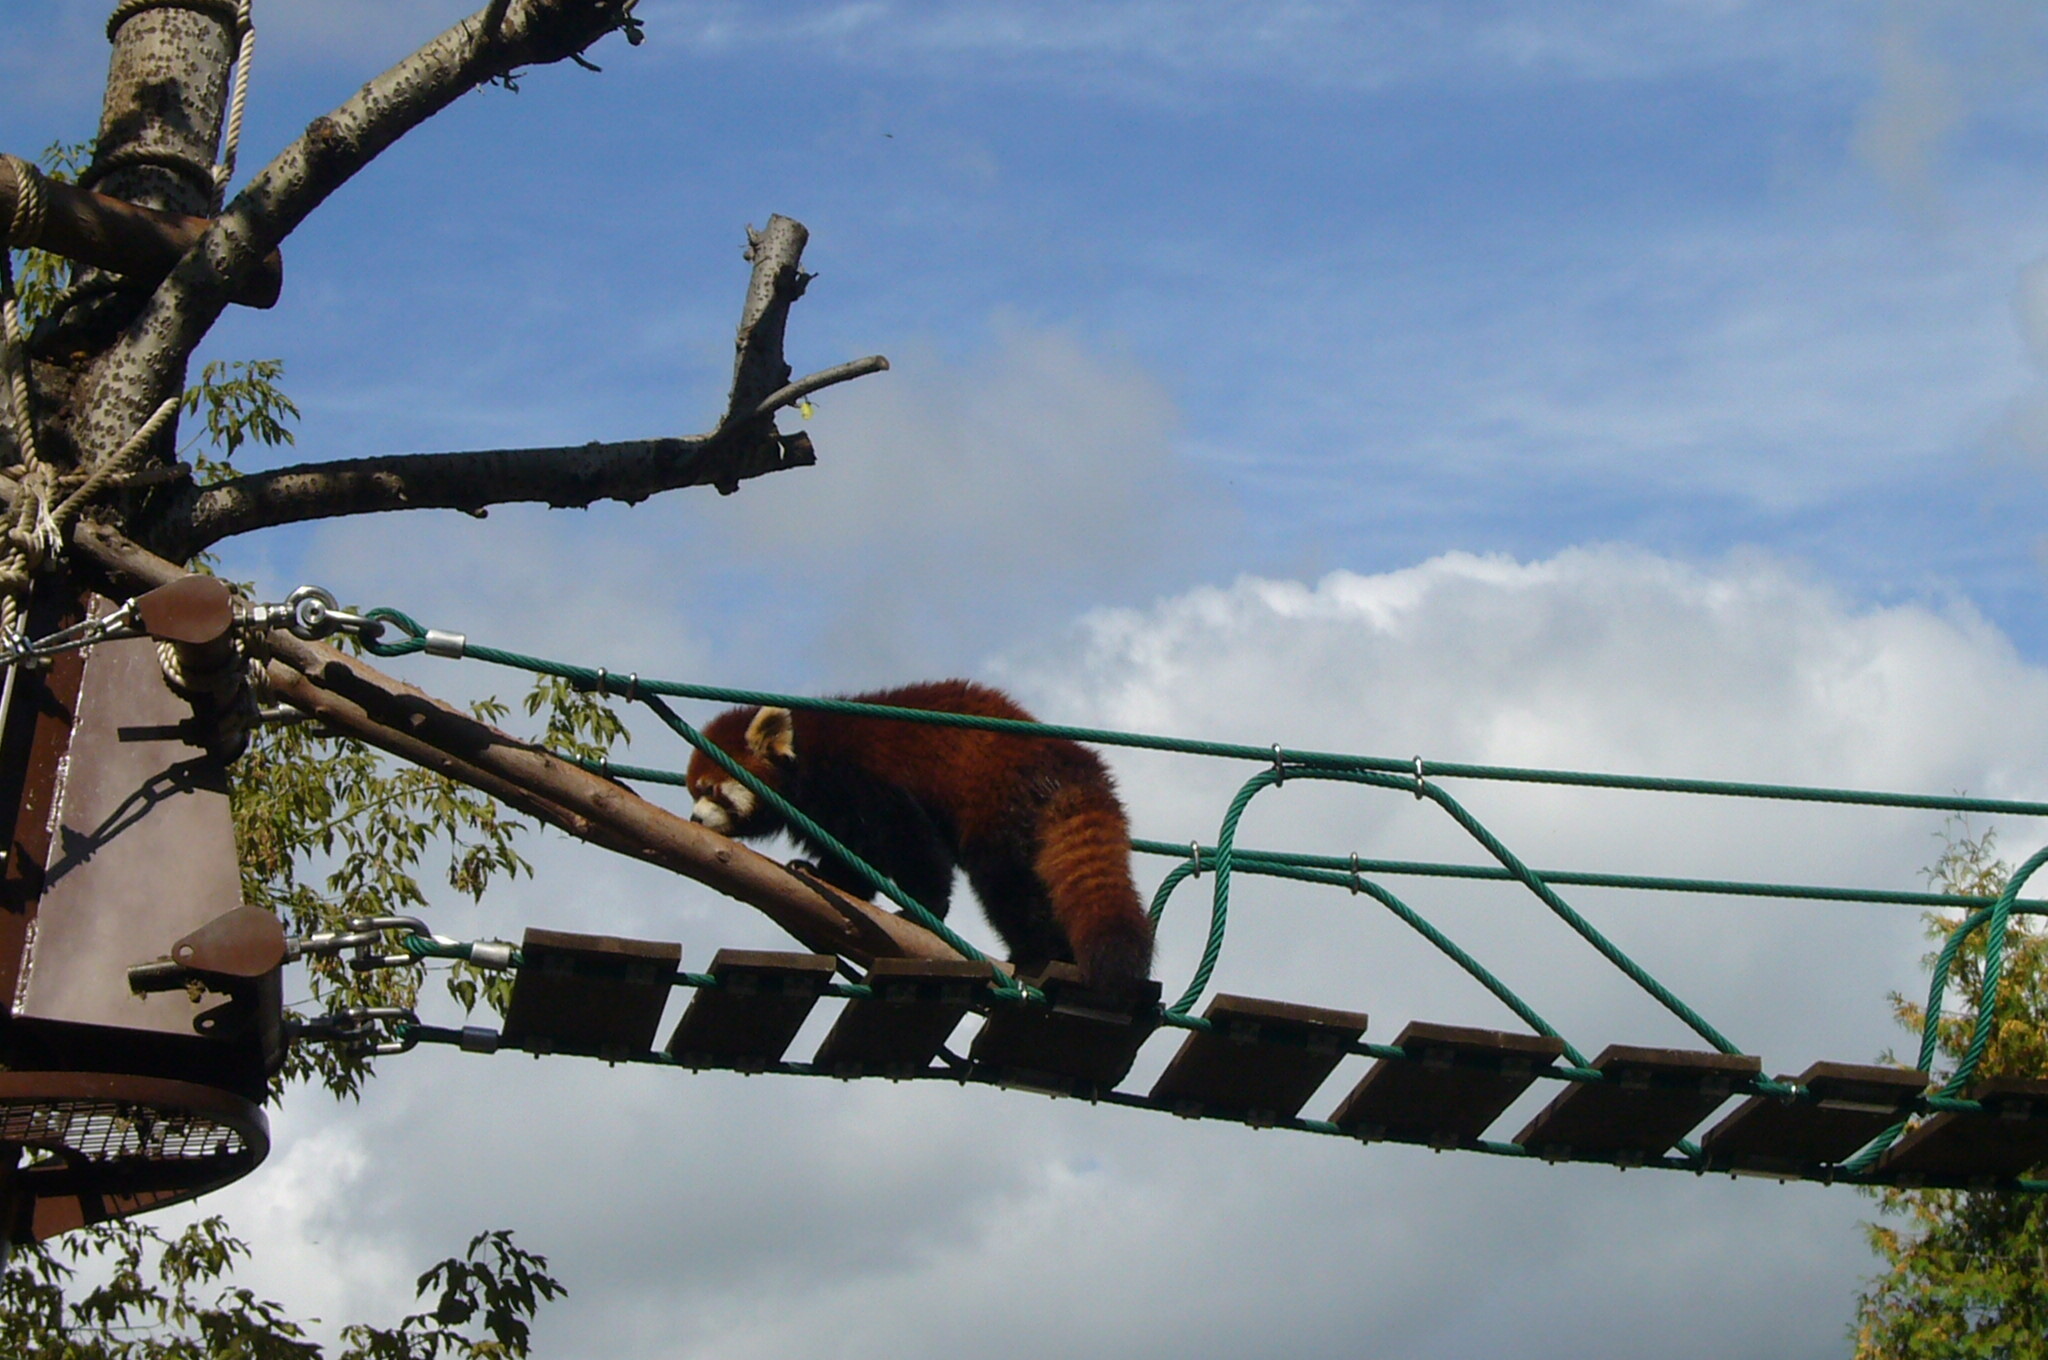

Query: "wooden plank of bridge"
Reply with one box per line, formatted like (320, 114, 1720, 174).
(1514, 1044, 1760, 1161)
(665, 950, 838, 1069)
(1699, 1061, 1927, 1176)
(1878, 1076, 2048, 1182)
(1330, 1021, 1567, 1145)
(967, 963, 1160, 1097)
(811, 957, 993, 1076)
(499, 928, 681, 1060)
(1148, 994, 1368, 1123)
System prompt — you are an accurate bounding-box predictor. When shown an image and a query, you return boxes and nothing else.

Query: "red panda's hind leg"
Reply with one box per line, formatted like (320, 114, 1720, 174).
(1031, 789, 1155, 994)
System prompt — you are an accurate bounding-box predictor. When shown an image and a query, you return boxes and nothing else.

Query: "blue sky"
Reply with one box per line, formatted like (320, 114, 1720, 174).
(15, 3, 2048, 1357)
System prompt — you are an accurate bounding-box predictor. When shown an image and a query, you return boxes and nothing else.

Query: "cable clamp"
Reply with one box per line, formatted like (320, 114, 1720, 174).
(423, 628, 466, 658)
(1272, 743, 1287, 785)
(1349, 851, 1363, 895)
(1187, 840, 1203, 878)
(1413, 754, 1426, 799)
(466, 940, 518, 971)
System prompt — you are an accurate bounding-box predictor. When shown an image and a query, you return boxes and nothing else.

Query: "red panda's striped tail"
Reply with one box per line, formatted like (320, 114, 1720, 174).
(1034, 788, 1155, 993)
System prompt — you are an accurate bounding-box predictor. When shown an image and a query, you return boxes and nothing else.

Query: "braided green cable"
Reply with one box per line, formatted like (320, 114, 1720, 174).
(1188, 762, 1745, 1055)
(360, 609, 2048, 820)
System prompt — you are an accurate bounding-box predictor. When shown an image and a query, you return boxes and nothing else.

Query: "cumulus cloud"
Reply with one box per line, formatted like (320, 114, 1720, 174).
(669, 323, 1222, 686)
(151, 545, 2048, 1360)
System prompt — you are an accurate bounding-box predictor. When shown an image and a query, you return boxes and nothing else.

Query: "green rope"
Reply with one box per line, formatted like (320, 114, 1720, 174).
(360, 608, 2048, 819)
(1135, 841, 2048, 914)
(1156, 845, 1589, 1066)
(1185, 763, 1745, 1055)
(359, 602, 2048, 1090)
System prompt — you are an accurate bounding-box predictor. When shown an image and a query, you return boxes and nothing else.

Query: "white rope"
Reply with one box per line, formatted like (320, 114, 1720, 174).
(212, 0, 256, 208)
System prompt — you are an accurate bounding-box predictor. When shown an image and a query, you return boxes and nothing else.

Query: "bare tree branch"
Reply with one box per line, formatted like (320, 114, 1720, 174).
(144, 214, 888, 558)
(157, 429, 812, 559)
(67, 518, 963, 969)
(70, 0, 641, 465)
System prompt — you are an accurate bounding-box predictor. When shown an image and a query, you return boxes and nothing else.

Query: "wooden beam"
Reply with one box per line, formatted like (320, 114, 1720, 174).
(1, 159, 281, 310)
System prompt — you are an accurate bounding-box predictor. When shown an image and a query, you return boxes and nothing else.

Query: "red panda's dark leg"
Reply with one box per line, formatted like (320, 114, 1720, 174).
(961, 856, 1071, 973)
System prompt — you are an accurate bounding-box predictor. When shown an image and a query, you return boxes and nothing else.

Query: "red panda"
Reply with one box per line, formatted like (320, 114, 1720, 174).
(684, 679, 1155, 993)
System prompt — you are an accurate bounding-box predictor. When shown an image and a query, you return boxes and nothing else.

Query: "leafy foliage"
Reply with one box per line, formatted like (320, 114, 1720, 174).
(236, 695, 533, 1097)
(0, 1217, 562, 1360)
(1853, 824, 2048, 1358)
(1, 359, 615, 1352)
(5, 140, 90, 329)
(181, 358, 299, 482)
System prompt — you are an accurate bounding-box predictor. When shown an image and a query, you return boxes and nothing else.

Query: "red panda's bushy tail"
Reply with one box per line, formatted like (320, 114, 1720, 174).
(1034, 787, 1155, 993)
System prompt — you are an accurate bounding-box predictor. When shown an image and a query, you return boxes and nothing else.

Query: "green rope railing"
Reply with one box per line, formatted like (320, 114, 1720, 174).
(356, 602, 2048, 1152)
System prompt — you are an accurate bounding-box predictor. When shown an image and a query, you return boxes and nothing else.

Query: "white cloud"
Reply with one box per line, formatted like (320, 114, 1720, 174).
(144, 544, 2048, 1360)
(670, 323, 1221, 685)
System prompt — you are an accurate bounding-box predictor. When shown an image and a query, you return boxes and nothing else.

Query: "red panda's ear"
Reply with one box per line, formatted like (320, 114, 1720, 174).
(745, 706, 797, 762)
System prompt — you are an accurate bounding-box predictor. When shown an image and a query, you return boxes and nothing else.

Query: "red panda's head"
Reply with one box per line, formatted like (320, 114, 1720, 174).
(685, 705, 796, 837)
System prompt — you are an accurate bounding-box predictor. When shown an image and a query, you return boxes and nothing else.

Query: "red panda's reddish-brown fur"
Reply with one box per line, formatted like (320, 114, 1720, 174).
(684, 680, 1154, 992)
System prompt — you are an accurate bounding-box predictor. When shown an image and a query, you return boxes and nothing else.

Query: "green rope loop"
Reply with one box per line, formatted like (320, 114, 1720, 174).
(364, 607, 429, 657)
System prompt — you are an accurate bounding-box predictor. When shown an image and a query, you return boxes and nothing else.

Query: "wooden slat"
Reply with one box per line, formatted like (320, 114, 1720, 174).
(1700, 1062, 1927, 1176)
(1879, 1077, 2048, 1182)
(665, 950, 837, 1069)
(500, 928, 681, 1059)
(1148, 994, 1367, 1123)
(1330, 1021, 1567, 1145)
(968, 963, 1160, 1097)
(812, 957, 993, 1076)
(1514, 1044, 1760, 1161)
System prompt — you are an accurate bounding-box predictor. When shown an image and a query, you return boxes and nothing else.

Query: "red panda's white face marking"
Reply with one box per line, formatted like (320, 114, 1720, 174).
(689, 777, 755, 833)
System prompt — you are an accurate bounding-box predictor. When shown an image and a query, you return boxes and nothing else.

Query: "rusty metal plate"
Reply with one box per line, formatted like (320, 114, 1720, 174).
(12, 627, 243, 1042)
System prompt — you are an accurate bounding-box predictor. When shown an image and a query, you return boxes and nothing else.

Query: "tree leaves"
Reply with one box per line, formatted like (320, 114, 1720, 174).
(1853, 823, 2048, 1358)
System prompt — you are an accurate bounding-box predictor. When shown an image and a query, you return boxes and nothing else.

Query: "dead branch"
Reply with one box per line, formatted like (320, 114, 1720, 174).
(146, 215, 888, 558)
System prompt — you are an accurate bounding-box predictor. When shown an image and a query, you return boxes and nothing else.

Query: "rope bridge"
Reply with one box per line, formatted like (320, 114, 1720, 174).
(311, 603, 2048, 1190)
